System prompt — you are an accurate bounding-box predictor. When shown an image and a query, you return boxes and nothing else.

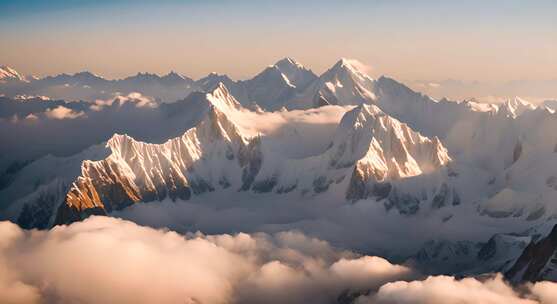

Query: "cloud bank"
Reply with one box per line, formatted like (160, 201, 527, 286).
(0, 93, 202, 172)
(0, 216, 413, 304)
(44, 105, 85, 120)
(0, 216, 556, 304)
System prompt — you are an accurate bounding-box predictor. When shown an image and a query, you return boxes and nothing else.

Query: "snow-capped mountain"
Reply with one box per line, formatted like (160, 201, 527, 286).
(241, 57, 317, 110)
(0, 58, 316, 109)
(193, 57, 317, 110)
(0, 65, 28, 83)
(543, 99, 557, 112)
(196, 72, 250, 105)
(41, 71, 109, 87)
(0, 67, 198, 103)
(49, 83, 451, 225)
(287, 58, 376, 109)
(2, 58, 557, 282)
(273, 57, 317, 89)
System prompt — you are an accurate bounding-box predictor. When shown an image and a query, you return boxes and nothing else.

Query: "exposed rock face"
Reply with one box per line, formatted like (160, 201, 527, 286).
(476, 233, 531, 273)
(410, 232, 531, 276)
(384, 188, 421, 215)
(413, 240, 482, 275)
(17, 180, 69, 229)
(506, 224, 557, 282)
(512, 140, 522, 164)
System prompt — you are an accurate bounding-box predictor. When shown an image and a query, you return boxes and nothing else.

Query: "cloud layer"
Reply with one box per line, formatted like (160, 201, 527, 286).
(0, 216, 556, 304)
(0, 93, 202, 172)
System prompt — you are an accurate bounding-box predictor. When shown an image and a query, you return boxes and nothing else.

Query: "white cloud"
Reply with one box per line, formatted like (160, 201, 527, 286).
(90, 92, 157, 111)
(44, 105, 85, 120)
(0, 217, 412, 304)
(1, 217, 557, 304)
(358, 274, 550, 304)
(529, 281, 557, 304)
(331, 256, 412, 291)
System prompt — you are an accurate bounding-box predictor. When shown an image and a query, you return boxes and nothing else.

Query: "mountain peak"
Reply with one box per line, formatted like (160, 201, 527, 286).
(271, 57, 317, 90)
(501, 97, 535, 117)
(198, 72, 234, 84)
(0, 65, 26, 82)
(275, 57, 302, 69)
(163, 71, 183, 79)
(73, 71, 98, 77)
(72, 71, 105, 81)
(332, 58, 364, 74)
(335, 104, 452, 200)
(206, 82, 243, 112)
(161, 71, 193, 85)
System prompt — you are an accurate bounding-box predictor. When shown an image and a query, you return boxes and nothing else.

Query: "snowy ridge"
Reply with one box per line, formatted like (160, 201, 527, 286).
(287, 59, 376, 109)
(205, 82, 244, 112)
(55, 85, 259, 224)
(330, 104, 450, 176)
(0, 65, 27, 83)
(54, 98, 453, 224)
(273, 57, 316, 89)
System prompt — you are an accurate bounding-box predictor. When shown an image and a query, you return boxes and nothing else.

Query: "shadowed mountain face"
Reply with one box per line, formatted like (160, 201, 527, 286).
(506, 224, 557, 282)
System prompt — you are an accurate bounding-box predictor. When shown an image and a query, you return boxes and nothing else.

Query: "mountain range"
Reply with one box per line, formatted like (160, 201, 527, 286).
(1, 58, 557, 283)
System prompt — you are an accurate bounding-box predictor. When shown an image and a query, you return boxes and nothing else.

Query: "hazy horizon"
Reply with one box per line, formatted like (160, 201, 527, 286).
(1, 1, 556, 83)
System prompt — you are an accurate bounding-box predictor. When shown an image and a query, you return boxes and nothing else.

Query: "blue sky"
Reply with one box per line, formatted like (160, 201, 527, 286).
(1, 0, 555, 82)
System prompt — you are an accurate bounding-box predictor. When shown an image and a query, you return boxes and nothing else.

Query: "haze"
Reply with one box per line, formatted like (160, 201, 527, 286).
(1, 0, 555, 84)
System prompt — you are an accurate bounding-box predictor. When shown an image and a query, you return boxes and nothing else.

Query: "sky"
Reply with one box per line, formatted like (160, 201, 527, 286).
(0, 0, 556, 85)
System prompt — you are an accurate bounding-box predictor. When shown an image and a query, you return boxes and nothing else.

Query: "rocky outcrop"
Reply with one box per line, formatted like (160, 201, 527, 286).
(506, 224, 557, 282)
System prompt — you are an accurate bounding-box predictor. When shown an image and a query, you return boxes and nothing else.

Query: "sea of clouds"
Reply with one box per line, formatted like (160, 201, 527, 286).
(1, 216, 556, 304)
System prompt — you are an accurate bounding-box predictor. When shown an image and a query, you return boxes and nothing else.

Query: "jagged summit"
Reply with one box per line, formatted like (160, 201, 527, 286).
(238, 58, 317, 110)
(124, 72, 162, 83)
(273, 57, 317, 90)
(196, 73, 246, 101)
(332, 58, 358, 70)
(0, 65, 26, 82)
(286, 58, 376, 109)
(205, 82, 243, 112)
(500, 97, 536, 118)
(52, 97, 456, 224)
(73, 71, 102, 78)
(198, 72, 233, 83)
(331, 104, 451, 177)
(329, 58, 370, 77)
(56, 98, 254, 224)
(160, 71, 192, 85)
(71, 71, 106, 83)
(163, 71, 183, 79)
(275, 57, 300, 68)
